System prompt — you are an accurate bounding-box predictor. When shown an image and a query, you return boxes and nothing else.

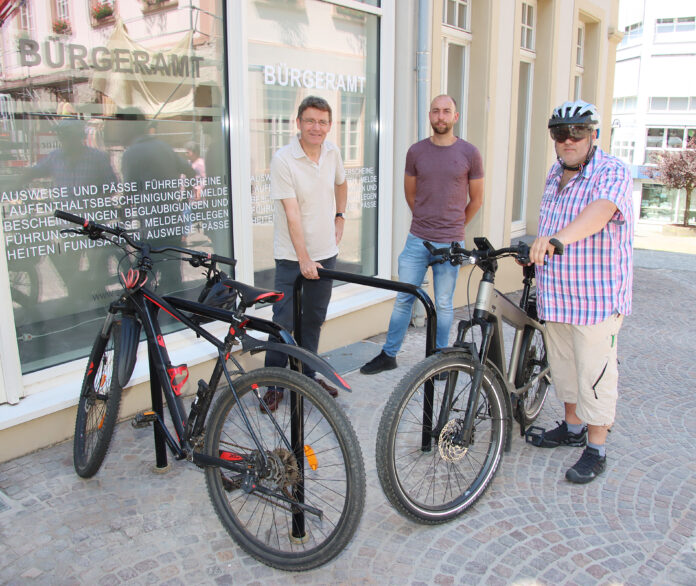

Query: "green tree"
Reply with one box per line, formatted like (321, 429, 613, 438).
(650, 137, 696, 226)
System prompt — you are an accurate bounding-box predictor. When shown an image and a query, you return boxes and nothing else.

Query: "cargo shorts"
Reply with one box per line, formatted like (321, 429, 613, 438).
(544, 314, 624, 427)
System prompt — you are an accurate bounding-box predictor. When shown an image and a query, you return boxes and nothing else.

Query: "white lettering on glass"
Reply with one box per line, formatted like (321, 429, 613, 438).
(263, 64, 366, 93)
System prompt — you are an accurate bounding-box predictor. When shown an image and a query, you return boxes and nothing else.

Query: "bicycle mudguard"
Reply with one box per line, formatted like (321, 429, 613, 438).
(241, 338, 351, 392)
(117, 314, 141, 388)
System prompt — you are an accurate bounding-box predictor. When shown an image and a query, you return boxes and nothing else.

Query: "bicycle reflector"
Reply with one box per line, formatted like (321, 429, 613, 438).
(304, 445, 318, 470)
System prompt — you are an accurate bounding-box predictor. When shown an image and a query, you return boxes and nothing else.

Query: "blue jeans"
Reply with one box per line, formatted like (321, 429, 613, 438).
(383, 233, 462, 357)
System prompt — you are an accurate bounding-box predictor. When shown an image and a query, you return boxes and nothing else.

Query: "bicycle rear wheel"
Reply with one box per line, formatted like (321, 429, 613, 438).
(376, 352, 506, 524)
(513, 326, 550, 425)
(73, 319, 123, 478)
(204, 367, 365, 571)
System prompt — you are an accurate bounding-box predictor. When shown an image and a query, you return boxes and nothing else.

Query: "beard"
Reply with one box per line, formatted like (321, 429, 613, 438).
(431, 121, 453, 135)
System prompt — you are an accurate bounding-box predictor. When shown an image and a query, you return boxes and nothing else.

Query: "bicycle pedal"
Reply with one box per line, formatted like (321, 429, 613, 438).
(524, 425, 545, 446)
(132, 410, 158, 429)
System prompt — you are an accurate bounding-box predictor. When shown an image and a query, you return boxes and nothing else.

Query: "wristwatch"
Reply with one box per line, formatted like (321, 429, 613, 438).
(335, 212, 345, 218)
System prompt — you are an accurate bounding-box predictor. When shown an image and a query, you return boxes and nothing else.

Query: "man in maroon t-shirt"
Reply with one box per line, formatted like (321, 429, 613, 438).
(361, 94, 484, 374)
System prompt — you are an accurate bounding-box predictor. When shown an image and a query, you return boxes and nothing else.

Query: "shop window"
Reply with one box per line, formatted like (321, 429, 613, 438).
(641, 183, 696, 223)
(443, 0, 469, 32)
(248, 0, 379, 286)
(1, 0, 232, 375)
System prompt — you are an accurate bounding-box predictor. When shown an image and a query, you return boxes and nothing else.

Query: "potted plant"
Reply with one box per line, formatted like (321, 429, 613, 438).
(52, 18, 71, 35)
(92, 2, 114, 21)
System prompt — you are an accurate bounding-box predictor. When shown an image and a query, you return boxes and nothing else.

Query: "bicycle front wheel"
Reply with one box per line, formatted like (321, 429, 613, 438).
(513, 326, 550, 425)
(376, 352, 506, 524)
(73, 318, 123, 478)
(204, 367, 365, 571)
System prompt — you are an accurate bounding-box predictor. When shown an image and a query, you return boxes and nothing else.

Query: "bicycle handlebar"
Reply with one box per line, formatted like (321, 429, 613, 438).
(424, 237, 563, 267)
(54, 210, 237, 268)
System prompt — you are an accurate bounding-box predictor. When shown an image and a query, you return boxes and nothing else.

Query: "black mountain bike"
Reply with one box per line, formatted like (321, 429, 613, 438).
(376, 237, 562, 523)
(56, 210, 365, 570)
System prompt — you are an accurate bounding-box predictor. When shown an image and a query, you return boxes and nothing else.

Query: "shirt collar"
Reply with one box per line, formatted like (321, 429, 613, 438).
(290, 133, 333, 161)
(551, 145, 602, 180)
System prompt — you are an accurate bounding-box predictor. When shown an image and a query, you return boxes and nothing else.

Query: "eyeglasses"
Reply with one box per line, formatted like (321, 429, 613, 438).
(301, 118, 331, 128)
(550, 125, 594, 143)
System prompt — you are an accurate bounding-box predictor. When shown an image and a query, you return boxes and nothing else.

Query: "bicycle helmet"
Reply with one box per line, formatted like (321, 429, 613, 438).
(548, 100, 600, 128)
(549, 100, 600, 172)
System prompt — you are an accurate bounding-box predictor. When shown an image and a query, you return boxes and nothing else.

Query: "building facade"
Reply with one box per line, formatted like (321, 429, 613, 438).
(0, 0, 620, 461)
(611, 0, 696, 224)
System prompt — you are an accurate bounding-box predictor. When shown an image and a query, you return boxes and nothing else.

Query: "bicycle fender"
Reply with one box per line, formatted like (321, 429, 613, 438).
(242, 338, 351, 392)
(117, 315, 141, 388)
(438, 347, 514, 452)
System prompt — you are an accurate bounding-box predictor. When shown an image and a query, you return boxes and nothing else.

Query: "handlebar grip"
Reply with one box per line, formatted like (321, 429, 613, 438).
(549, 238, 564, 256)
(423, 241, 438, 254)
(55, 210, 88, 227)
(209, 254, 236, 268)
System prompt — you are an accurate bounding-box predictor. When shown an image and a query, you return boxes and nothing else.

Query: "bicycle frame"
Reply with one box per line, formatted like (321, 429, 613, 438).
(421, 238, 556, 453)
(56, 209, 359, 549)
(455, 273, 550, 398)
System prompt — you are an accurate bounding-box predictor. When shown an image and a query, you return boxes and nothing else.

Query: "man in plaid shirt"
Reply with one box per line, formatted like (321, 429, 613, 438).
(529, 100, 633, 484)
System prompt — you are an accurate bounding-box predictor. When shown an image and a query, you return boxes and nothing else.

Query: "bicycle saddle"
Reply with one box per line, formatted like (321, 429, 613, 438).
(218, 279, 284, 310)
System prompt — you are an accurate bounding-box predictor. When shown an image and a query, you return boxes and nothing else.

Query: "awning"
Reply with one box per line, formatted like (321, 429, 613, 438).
(91, 19, 215, 117)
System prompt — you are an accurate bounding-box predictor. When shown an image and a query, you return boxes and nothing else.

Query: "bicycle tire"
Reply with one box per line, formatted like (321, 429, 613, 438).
(73, 319, 124, 478)
(513, 326, 550, 425)
(204, 367, 365, 571)
(376, 351, 506, 524)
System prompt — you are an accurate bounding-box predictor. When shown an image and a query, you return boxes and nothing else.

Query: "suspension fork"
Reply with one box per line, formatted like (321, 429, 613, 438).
(456, 318, 494, 446)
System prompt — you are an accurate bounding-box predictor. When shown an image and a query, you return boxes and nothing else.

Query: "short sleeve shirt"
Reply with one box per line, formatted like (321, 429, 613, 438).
(536, 148, 634, 325)
(405, 138, 484, 242)
(271, 134, 346, 261)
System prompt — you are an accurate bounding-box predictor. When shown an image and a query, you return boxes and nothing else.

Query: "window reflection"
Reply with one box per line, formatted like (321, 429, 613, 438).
(1, 0, 231, 373)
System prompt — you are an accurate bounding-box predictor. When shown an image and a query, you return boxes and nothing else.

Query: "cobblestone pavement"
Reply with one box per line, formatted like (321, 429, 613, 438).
(1, 247, 695, 585)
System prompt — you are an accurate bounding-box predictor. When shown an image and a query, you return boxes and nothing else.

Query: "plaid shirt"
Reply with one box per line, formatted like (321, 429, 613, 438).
(536, 147, 634, 325)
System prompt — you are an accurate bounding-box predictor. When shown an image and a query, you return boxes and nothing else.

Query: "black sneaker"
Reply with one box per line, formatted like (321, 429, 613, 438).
(360, 350, 397, 375)
(534, 421, 587, 448)
(565, 446, 606, 484)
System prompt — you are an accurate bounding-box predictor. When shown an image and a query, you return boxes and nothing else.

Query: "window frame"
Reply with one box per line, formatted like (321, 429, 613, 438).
(511, 0, 536, 238)
(441, 21, 472, 139)
(520, 1, 535, 52)
(442, 0, 470, 32)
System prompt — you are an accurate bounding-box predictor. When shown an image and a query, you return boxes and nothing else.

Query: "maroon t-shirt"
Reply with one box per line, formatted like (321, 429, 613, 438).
(405, 137, 484, 242)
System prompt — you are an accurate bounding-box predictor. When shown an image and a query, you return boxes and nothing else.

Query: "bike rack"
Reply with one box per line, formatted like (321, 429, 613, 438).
(290, 268, 438, 533)
(292, 268, 438, 360)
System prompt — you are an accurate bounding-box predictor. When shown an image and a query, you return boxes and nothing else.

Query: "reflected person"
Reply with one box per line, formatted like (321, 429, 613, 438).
(116, 108, 195, 292)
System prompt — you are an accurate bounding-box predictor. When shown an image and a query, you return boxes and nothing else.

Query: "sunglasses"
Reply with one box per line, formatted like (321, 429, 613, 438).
(549, 125, 594, 142)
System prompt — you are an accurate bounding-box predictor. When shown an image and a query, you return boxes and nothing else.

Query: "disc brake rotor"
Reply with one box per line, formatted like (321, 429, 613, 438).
(438, 418, 470, 462)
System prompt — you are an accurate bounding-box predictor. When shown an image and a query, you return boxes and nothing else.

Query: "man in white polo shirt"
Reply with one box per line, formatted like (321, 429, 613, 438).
(262, 96, 348, 412)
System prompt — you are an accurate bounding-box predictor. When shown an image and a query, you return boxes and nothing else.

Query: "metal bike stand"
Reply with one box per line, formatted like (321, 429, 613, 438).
(148, 347, 170, 472)
(290, 268, 440, 521)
